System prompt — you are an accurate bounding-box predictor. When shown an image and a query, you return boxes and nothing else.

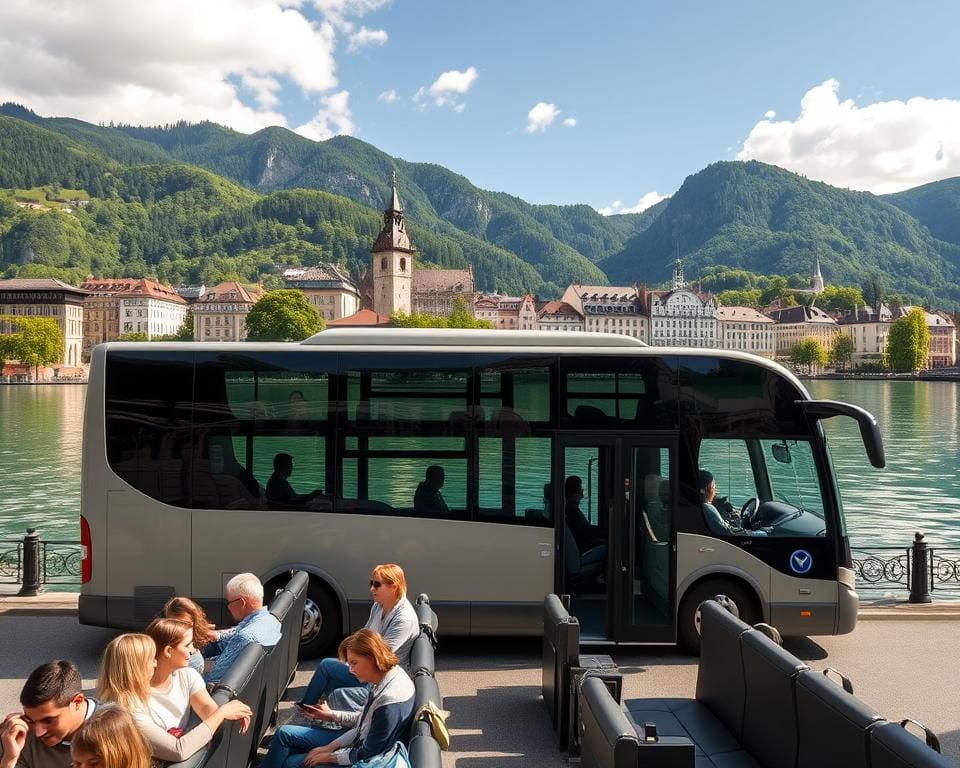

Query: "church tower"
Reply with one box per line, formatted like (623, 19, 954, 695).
(371, 171, 415, 316)
(811, 256, 825, 294)
(672, 258, 686, 291)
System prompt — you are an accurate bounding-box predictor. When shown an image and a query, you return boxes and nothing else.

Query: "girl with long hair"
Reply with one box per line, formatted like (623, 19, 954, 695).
(96, 630, 251, 763)
(70, 704, 151, 768)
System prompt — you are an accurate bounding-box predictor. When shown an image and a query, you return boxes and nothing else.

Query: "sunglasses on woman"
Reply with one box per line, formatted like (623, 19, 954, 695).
(369, 580, 387, 589)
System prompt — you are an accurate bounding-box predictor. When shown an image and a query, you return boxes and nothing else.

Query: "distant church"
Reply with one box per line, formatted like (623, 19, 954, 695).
(364, 172, 475, 318)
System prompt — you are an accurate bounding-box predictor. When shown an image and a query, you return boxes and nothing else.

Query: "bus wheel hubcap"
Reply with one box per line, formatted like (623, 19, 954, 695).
(302, 598, 322, 641)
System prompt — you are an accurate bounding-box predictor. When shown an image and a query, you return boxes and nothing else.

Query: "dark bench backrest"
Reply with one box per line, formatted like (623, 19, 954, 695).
(410, 633, 436, 678)
(696, 599, 752, 741)
(796, 670, 884, 768)
(542, 594, 580, 731)
(216, 642, 266, 768)
(282, 571, 309, 685)
(257, 588, 296, 745)
(579, 676, 638, 768)
(739, 628, 809, 768)
(870, 722, 955, 768)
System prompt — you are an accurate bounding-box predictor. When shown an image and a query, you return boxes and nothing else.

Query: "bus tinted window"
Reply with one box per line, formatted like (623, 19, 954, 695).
(478, 436, 552, 525)
(562, 357, 676, 428)
(479, 360, 553, 424)
(193, 352, 334, 511)
(105, 350, 194, 505)
(341, 436, 466, 517)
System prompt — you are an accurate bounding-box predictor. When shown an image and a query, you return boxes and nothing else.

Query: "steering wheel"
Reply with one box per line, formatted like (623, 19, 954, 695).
(740, 497, 759, 529)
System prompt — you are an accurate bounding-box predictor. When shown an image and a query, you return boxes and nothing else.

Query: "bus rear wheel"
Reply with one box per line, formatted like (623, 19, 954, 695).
(678, 578, 759, 655)
(299, 579, 341, 659)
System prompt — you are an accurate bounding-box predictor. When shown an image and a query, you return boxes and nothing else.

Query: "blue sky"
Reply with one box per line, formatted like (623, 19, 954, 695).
(2, 0, 959, 208)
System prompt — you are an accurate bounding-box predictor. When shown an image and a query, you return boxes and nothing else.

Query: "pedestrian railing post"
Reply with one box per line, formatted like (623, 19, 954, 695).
(908, 531, 932, 604)
(17, 528, 44, 597)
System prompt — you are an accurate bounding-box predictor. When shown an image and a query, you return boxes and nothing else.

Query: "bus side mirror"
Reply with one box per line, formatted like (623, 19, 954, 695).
(798, 400, 886, 469)
(771, 442, 791, 464)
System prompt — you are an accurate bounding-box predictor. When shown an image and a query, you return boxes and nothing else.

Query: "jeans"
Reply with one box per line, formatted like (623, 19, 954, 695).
(259, 724, 341, 768)
(301, 657, 361, 705)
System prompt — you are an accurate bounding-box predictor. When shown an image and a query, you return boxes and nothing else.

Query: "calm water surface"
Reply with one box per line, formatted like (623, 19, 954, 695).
(0, 381, 958, 549)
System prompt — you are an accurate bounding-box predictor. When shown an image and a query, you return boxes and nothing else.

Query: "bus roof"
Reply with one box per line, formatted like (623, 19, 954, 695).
(301, 328, 649, 347)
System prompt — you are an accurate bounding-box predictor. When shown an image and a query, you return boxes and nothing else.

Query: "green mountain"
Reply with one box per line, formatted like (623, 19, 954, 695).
(883, 177, 960, 247)
(601, 161, 960, 303)
(3, 104, 960, 305)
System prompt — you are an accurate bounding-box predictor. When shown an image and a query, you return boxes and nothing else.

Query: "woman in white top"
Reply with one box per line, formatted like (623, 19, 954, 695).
(96, 627, 251, 764)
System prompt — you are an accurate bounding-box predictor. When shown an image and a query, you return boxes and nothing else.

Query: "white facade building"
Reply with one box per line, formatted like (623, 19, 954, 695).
(117, 279, 187, 339)
(649, 261, 718, 347)
(717, 306, 776, 357)
(561, 284, 649, 340)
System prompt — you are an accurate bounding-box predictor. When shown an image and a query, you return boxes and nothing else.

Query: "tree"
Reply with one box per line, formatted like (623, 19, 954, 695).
(448, 295, 494, 329)
(175, 311, 195, 341)
(245, 289, 323, 341)
(0, 315, 63, 379)
(816, 285, 864, 312)
(829, 333, 854, 370)
(789, 338, 827, 374)
(117, 332, 149, 341)
(886, 308, 929, 372)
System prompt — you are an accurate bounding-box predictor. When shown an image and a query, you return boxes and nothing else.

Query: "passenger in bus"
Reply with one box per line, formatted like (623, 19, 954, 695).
(161, 596, 219, 675)
(414, 465, 449, 514)
(289, 390, 309, 422)
(205, 572, 282, 683)
(698, 470, 765, 537)
(96, 632, 251, 764)
(0, 660, 95, 768)
(267, 453, 327, 510)
(261, 629, 415, 768)
(564, 475, 606, 550)
(299, 564, 418, 714)
(70, 704, 151, 768)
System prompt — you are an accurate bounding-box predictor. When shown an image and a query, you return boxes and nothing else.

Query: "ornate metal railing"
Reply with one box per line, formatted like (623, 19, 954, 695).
(853, 538, 960, 599)
(0, 530, 83, 593)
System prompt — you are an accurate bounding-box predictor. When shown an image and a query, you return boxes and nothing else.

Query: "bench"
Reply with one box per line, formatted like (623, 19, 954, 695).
(541, 593, 581, 746)
(168, 570, 308, 768)
(579, 599, 952, 768)
(408, 593, 445, 768)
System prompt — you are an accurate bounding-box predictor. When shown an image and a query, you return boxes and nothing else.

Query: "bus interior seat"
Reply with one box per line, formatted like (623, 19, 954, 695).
(573, 404, 618, 428)
(564, 525, 605, 587)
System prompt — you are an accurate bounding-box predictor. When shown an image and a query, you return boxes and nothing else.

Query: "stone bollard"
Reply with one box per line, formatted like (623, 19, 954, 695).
(18, 528, 44, 597)
(908, 532, 932, 604)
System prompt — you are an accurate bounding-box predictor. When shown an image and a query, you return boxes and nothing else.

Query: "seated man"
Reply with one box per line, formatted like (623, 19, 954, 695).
(1, 660, 97, 768)
(564, 475, 605, 550)
(205, 572, 281, 684)
(266, 453, 325, 509)
(698, 470, 765, 537)
(414, 465, 449, 513)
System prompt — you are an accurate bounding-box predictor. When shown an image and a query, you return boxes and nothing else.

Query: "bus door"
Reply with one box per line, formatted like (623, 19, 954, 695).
(557, 436, 676, 643)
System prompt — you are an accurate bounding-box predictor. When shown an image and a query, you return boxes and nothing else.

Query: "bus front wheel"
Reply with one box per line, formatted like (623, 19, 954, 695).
(300, 579, 341, 659)
(678, 578, 759, 655)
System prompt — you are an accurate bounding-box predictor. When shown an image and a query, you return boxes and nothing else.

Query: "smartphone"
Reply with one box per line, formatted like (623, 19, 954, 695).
(296, 702, 320, 713)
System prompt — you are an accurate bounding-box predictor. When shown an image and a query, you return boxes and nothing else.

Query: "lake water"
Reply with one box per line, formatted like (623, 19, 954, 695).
(0, 381, 958, 550)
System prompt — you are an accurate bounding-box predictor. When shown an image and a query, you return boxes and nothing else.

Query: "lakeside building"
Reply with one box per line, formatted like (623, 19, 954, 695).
(836, 304, 957, 369)
(81, 277, 140, 353)
(192, 281, 264, 341)
(717, 306, 776, 358)
(537, 300, 584, 332)
(0, 278, 87, 368)
(648, 260, 718, 347)
(920, 308, 957, 369)
(473, 293, 539, 330)
(767, 304, 839, 356)
(561, 284, 649, 340)
(283, 263, 360, 322)
(118, 279, 187, 339)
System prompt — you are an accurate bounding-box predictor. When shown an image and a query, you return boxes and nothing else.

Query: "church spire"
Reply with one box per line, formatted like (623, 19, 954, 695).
(371, 170, 414, 254)
(672, 258, 686, 291)
(811, 255, 824, 293)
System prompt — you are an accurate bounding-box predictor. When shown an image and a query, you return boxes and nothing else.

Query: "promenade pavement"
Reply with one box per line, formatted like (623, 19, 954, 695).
(1, 608, 957, 766)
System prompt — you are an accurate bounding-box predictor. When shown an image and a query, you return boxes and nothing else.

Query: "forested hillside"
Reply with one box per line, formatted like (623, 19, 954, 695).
(601, 161, 960, 303)
(2, 105, 959, 305)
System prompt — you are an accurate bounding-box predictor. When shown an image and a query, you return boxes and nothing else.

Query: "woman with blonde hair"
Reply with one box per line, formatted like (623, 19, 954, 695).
(96, 629, 251, 763)
(300, 563, 418, 712)
(161, 596, 219, 674)
(70, 704, 151, 768)
(261, 629, 415, 767)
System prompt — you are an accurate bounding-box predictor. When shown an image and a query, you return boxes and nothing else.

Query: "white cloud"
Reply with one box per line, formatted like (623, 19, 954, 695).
(377, 89, 398, 103)
(764, 109, 776, 119)
(413, 66, 478, 111)
(0, 0, 389, 136)
(348, 26, 387, 51)
(563, 117, 577, 128)
(738, 79, 960, 194)
(294, 89, 354, 140)
(597, 191, 667, 216)
(526, 102, 559, 133)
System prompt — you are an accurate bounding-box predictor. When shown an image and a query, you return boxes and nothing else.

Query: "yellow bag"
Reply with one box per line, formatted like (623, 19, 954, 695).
(415, 701, 451, 751)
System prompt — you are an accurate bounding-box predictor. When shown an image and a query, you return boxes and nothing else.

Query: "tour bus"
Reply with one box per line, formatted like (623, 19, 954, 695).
(79, 329, 884, 655)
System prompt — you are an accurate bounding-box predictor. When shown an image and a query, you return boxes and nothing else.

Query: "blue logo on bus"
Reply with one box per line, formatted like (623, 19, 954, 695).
(789, 549, 813, 574)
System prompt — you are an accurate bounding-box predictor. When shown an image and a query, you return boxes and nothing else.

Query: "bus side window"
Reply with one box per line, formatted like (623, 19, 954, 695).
(478, 436, 552, 524)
